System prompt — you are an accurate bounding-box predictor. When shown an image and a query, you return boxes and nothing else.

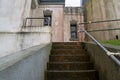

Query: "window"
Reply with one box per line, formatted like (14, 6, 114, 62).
(43, 10, 52, 26)
(70, 24, 77, 39)
(39, 0, 65, 2)
(44, 15, 52, 26)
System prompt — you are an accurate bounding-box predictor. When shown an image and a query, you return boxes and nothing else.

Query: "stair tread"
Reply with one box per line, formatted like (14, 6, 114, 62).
(48, 62, 92, 64)
(52, 45, 82, 46)
(47, 62, 94, 70)
(49, 61, 90, 62)
(50, 55, 89, 56)
(51, 50, 86, 54)
(52, 49, 85, 50)
(52, 46, 83, 48)
(47, 70, 97, 72)
(52, 42, 83, 44)
(49, 61, 88, 63)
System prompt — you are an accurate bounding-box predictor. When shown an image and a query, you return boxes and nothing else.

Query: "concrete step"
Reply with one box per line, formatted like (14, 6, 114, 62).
(46, 70, 98, 80)
(45, 42, 99, 80)
(51, 49, 86, 55)
(49, 55, 90, 62)
(52, 42, 84, 46)
(52, 45, 83, 49)
(47, 62, 94, 70)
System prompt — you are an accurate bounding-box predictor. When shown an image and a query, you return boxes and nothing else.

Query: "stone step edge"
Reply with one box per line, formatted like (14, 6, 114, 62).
(50, 55, 89, 56)
(46, 70, 97, 72)
(47, 62, 92, 64)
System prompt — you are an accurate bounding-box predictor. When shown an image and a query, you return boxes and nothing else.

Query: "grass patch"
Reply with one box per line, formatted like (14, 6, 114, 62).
(102, 40, 120, 46)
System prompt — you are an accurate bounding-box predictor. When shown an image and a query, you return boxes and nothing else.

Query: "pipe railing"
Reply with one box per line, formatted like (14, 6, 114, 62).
(79, 19, 120, 66)
(23, 17, 50, 28)
(79, 29, 120, 66)
(87, 28, 120, 32)
(79, 19, 120, 24)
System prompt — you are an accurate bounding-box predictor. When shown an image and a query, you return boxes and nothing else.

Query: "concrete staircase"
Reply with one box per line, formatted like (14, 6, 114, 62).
(45, 42, 99, 80)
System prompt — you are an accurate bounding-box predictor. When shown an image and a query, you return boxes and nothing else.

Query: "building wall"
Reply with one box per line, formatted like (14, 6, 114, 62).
(85, 0, 120, 41)
(0, 0, 32, 32)
(0, 0, 84, 56)
(0, 0, 51, 57)
(32, 4, 84, 42)
(31, 5, 64, 42)
(64, 7, 84, 42)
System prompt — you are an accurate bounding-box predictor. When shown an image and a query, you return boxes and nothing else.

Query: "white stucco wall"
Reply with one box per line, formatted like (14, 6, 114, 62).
(0, 30, 51, 57)
(0, 0, 52, 79)
(0, 0, 32, 32)
(0, 0, 52, 57)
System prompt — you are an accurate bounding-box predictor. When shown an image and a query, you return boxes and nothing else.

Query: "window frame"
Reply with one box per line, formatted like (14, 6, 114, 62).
(44, 15, 52, 26)
(70, 24, 78, 39)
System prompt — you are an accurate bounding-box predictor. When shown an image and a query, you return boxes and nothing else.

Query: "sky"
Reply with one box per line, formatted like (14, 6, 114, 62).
(65, 0, 82, 7)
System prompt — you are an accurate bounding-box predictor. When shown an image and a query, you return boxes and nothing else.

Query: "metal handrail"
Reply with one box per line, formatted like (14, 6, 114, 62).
(79, 28, 120, 66)
(79, 19, 120, 24)
(87, 28, 120, 32)
(79, 18, 120, 66)
(23, 17, 50, 28)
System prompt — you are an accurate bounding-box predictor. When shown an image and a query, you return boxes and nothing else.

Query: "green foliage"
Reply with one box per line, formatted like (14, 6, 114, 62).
(102, 40, 120, 46)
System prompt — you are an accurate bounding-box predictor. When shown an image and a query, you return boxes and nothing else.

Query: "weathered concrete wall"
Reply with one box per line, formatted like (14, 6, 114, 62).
(0, 0, 52, 57)
(31, 4, 84, 42)
(0, 28, 51, 57)
(31, 5, 64, 42)
(85, 0, 120, 41)
(0, 0, 84, 57)
(64, 7, 84, 42)
(0, 0, 32, 32)
(0, 44, 51, 80)
(84, 42, 120, 80)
